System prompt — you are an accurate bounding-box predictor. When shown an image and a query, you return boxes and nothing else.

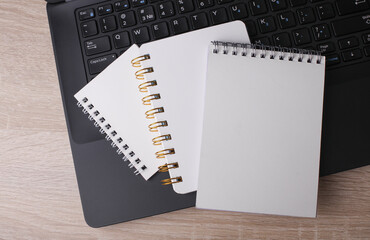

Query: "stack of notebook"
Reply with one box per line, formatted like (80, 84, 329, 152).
(75, 21, 325, 218)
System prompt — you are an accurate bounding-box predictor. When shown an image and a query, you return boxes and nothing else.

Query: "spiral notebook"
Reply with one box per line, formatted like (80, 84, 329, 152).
(196, 42, 325, 217)
(74, 22, 249, 194)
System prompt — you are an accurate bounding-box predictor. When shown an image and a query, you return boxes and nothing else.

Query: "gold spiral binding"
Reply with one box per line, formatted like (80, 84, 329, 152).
(138, 80, 157, 92)
(131, 54, 150, 68)
(131, 55, 182, 186)
(158, 162, 179, 172)
(145, 107, 164, 119)
(152, 134, 172, 146)
(135, 67, 154, 80)
(161, 177, 183, 185)
(155, 148, 175, 159)
(142, 94, 161, 105)
(148, 121, 168, 132)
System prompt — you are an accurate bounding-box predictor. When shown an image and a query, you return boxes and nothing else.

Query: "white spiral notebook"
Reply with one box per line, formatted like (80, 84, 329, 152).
(196, 42, 326, 217)
(74, 22, 249, 194)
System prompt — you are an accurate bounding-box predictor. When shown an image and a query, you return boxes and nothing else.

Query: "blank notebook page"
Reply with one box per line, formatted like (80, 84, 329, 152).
(196, 44, 325, 217)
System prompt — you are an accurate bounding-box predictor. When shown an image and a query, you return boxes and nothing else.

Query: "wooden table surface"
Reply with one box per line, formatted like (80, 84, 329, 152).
(0, 1, 370, 239)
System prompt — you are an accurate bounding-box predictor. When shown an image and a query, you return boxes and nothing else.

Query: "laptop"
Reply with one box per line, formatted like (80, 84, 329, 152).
(46, 0, 370, 227)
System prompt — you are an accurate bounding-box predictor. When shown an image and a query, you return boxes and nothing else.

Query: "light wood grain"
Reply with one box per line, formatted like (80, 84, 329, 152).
(0, 1, 370, 239)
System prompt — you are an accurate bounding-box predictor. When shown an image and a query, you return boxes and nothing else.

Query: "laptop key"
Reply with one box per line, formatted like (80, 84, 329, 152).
(364, 46, 370, 56)
(244, 21, 257, 36)
(138, 6, 156, 23)
(312, 24, 331, 41)
(88, 54, 117, 75)
(98, 4, 113, 16)
(79, 9, 95, 21)
(325, 54, 340, 66)
(289, 0, 306, 7)
(336, 0, 370, 16)
(191, 13, 209, 29)
(253, 36, 270, 45)
(114, 1, 130, 12)
(132, 0, 147, 7)
(338, 37, 359, 50)
(100, 16, 117, 32)
(316, 3, 335, 20)
(171, 17, 189, 34)
(177, 0, 195, 13)
(152, 22, 170, 39)
(132, 26, 150, 43)
(250, 0, 267, 16)
(120, 11, 137, 27)
(341, 48, 362, 62)
(273, 32, 292, 47)
(197, 0, 214, 9)
(258, 16, 276, 33)
(113, 31, 131, 48)
(81, 21, 98, 37)
(332, 14, 370, 37)
(317, 42, 335, 54)
(297, 7, 316, 24)
(158, 2, 176, 18)
(363, 33, 370, 44)
(268, 0, 287, 11)
(230, 3, 248, 20)
(84, 36, 111, 56)
(278, 11, 296, 29)
(218, 0, 234, 4)
(293, 28, 311, 45)
(210, 8, 228, 25)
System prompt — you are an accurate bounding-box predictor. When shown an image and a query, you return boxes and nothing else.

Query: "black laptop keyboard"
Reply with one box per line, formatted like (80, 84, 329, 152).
(76, 0, 370, 81)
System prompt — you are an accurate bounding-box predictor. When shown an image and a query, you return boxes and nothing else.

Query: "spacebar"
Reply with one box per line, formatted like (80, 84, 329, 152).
(332, 14, 370, 37)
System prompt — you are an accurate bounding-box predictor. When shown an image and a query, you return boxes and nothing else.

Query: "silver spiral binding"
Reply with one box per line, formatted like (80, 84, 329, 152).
(211, 41, 324, 64)
(76, 97, 147, 176)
